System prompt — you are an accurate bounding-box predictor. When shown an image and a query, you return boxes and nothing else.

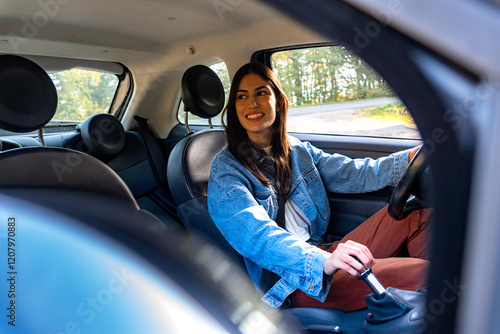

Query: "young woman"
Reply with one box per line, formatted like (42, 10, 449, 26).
(207, 62, 428, 312)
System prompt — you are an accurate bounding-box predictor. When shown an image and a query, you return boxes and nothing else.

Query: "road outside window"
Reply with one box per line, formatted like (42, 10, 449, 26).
(271, 46, 420, 139)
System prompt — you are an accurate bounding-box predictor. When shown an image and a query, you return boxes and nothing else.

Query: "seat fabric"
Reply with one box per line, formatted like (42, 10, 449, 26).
(167, 129, 245, 266)
(0, 147, 138, 208)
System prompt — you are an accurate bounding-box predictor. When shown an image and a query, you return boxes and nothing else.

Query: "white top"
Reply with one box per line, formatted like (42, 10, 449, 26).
(284, 200, 311, 241)
(262, 146, 312, 241)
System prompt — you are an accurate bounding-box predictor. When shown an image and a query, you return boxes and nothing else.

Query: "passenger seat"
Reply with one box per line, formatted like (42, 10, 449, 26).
(70, 113, 182, 230)
(167, 65, 245, 268)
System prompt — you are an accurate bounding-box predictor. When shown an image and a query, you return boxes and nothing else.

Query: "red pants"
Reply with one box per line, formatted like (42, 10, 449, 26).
(289, 206, 430, 312)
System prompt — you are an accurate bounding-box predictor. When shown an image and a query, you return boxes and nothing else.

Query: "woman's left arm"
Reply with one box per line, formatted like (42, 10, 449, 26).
(302, 140, 414, 194)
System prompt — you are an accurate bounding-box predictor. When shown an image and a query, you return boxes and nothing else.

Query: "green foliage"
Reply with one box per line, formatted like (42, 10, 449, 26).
(271, 46, 395, 107)
(49, 69, 119, 122)
(360, 102, 414, 124)
(210, 62, 231, 105)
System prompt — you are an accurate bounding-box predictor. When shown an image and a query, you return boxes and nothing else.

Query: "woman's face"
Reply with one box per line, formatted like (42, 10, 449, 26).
(235, 73, 277, 148)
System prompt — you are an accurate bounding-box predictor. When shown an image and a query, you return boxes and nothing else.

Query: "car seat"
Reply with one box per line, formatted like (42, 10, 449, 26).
(0, 55, 139, 209)
(167, 64, 368, 333)
(39, 109, 181, 230)
(167, 65, 246, 267)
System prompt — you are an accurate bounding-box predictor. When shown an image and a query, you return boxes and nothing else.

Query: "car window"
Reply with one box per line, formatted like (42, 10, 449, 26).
(271, 46, 421, 139)
(48, 68, 119, 123)
(177, 62, 230, 126)
(0, 67, 120, 137)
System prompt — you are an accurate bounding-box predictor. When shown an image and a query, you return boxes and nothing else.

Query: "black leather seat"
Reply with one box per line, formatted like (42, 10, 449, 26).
(0, 55, 137, 208)
(41, 110, 181, 229)
(167, 64, 368, 333)
(168, 128, 243, 262)
(168, 65, 245, 266)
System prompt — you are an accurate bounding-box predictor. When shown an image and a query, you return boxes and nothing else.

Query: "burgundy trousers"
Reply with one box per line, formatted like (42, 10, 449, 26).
(289, 206, 430, 312)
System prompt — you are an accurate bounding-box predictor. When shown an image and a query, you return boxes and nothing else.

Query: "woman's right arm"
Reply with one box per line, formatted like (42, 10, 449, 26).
(207, 153, 331, 297)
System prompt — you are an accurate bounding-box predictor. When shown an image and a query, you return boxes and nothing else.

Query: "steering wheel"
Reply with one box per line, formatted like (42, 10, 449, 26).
(388, 147, 429, 220)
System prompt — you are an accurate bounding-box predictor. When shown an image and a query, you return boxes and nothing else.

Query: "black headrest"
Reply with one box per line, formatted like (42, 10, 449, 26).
(181, 65, 224, 119)
(79, 113, 126, 162)
(0, 55, 57, 132)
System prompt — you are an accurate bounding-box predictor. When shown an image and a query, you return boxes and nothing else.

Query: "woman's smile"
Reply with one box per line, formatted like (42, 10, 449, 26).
(246, 112, 265, 121)
(235, 73, 277, 147)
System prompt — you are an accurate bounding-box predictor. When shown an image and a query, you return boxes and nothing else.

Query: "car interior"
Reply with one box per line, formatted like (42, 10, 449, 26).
(2, 0, 500, 333)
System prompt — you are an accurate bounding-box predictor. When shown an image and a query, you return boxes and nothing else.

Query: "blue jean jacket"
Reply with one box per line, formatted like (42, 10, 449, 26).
(207, 135, 409, 309)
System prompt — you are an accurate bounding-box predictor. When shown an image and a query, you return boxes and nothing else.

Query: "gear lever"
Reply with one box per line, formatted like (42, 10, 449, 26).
(351, 256, 386, 297)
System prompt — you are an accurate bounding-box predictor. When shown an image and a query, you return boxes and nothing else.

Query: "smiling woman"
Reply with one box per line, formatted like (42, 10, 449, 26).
(207, 62, 427, 315)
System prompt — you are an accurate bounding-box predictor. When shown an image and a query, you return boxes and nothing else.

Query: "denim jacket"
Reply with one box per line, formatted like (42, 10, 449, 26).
(207, 135, 410, 309)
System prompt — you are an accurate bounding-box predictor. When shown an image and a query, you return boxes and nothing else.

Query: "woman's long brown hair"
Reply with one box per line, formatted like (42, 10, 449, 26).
(222, 62, 291, 198)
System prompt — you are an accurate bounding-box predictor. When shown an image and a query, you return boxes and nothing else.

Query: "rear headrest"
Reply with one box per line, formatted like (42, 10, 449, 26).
(79, 113, 126, 162)
(0, 55, 57, 132)
(181, 65, 225, 119)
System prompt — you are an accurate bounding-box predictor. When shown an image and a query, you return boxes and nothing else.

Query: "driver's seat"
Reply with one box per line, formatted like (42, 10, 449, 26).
(167, 65, 368, 333)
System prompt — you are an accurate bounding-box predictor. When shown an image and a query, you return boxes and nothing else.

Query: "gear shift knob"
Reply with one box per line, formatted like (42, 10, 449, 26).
(351, 256, 386, 297)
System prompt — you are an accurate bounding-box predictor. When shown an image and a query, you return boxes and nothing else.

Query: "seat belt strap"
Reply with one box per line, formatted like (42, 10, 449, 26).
(276, 188, 286, 229)
(134, 115, 167, 185)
